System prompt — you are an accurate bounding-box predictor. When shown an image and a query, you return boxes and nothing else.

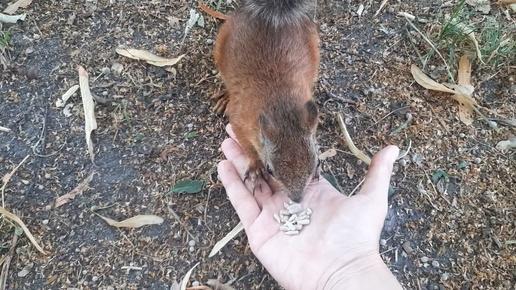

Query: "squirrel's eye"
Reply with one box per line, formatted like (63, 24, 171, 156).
(266, 164, 274, 176)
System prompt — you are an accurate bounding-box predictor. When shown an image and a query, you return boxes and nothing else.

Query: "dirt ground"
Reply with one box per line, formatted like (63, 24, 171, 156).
(1, 0, 515, 289)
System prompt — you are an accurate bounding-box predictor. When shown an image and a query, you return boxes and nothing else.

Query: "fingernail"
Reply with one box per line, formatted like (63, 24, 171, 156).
(388, 146, 400, 164)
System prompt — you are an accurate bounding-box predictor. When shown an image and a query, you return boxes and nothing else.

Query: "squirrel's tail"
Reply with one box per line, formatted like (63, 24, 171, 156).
(240, 0, 315, 26)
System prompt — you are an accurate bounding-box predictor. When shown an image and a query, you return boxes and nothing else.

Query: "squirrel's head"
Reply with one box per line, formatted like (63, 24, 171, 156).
(258, 99, 319, 202)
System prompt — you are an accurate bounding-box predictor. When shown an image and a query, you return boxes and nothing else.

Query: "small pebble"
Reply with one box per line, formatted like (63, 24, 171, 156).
(188, 240, 195, 247)
(45, 205, 51, 211)
(188, 246, 195, 252)
(420, 256, 429, 263)
(212, 69, 218, 75)
(90, 205, 99, 211)
(206, 39, 213, 44)
(233, 239, 239, 245)
(44, 173, 51, 179)
(38, 185, 44, 190)
(92, 276, 99, 282)
(432, 260, 440, 268)
(26, 66, 39, 80)
(192, 281, 200, 287)
(399, 159, 407, 167)
(474, 157, 481, 164)
(441, 273, 449, 281)
(82, 270, 88, 275)
(459, 133, 465, 138)
(101, 67, 111, 75)
(380, 239, 387, 246)
(42, 219, 49, 225)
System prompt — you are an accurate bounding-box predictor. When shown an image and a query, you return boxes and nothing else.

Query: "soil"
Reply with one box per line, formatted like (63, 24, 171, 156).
(1, 0, 515, 289)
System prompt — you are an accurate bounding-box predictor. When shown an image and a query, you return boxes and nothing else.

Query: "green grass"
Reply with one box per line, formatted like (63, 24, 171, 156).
(0, 30, 10, 48)
(420, 0, 516, 77)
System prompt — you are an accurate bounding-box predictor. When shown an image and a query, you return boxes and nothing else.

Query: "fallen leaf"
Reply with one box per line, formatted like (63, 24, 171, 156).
(171, 179, 205, 194)
(411, 62, 479, 125)
(209, 222, 244, 257)
(318, 148, 337, 160)
(116, 48, 185, 67)
(54, 172, 94, 208)
(170, 280, 180, 290)
(3, 0, 32, 14)
(183, 8, 200, 42)
(411, 65, 456, 94)
(0, 206, 46, 254)
(500, 0, 516, 3)
(0, 13, 26, 23)
(206, 279, 235, 290)
(78, 66, 98, 162)
(180, 262, 200, 290)
(466, 0, 491, 13)
(186, 286, 211, 290)
(198, 3, 228, 20)
(56, 84, 79, 107)
(496, 137, 516, 151)
(97, 214, 164, 228)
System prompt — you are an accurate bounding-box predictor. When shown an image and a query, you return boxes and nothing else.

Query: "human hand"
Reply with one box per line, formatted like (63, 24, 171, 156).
(217, 124, 402, 290)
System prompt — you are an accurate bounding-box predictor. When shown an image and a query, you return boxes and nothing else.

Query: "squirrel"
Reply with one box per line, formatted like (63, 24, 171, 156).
(204, 0, 320, 202)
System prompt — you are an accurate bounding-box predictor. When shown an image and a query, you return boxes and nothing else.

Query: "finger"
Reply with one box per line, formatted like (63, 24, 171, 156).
(226, 123, 237, 141)
(221, 138, 248, 180)
(218, 160, 260, 228)
(359, 145, 399, 203)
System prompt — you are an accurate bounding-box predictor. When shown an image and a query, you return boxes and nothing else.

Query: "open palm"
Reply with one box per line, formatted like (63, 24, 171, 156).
(218, 125, 400, 289)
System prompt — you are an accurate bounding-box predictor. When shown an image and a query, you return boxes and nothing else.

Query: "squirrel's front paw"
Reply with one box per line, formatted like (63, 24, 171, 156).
(243, 160, 266, 194)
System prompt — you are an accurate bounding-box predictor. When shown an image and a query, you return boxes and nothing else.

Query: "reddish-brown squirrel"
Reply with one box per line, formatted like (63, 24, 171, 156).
(206, 0, 320, 202)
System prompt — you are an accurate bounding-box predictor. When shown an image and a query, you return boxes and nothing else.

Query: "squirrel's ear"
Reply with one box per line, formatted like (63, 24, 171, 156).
(305, 100, 318, 129)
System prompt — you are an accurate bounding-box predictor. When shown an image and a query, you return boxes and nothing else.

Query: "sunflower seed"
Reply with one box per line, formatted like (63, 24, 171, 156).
(288, 214, 297, 222)
(283, 202, 290, 208)
(297, 219, 310, 225)
(273, 214, 281, 224)
(285, 221, 296, 231)
(280, 209, 289, 215)
(280, 215, 288, 222)
(285, 230, 299, 235)
(280, 225, 290, 231)
(297, 214, 307, 221)
(305, 208, 313, 215)
(295, 224, 303, 230)
(287, 204, 303, 214)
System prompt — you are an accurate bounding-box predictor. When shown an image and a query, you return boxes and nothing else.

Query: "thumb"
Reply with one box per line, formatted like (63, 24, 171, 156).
(359, 145, 399, 203)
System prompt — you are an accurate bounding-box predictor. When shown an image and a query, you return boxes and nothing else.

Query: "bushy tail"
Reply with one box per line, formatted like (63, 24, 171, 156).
(241, 0, 315, 26)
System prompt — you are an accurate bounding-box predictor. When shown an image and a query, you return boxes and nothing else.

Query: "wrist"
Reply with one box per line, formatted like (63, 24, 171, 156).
(322, 253, 402, 290)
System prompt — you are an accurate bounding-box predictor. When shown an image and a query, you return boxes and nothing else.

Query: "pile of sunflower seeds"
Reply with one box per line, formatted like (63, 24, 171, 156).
(273, 201, 312, 235)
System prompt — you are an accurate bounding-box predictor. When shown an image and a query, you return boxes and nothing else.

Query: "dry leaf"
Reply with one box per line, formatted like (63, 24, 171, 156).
(180, 262, 200, 290)
(411, 63, 479, 125)
(97, 214, 164, 228)
(496, 136, 516, 151)
(54, 172, 94, 208)
(56, 84, 79, 107)
(499, 0, 516, 3)
(411, 65, 457, 94)
(115, 48, 185, 67)
(466, 0, 491, 13)
(78, 66, 97, 162)
(186, 286, 211, 290)
(0, 13, 26, 23)
(207, 279, 235, 290)
(170, 280, 180, 290)
(3, 0, 32, 14)
(0, 206, 46, 254)
(209, 222, 244, 257)
(318, 148, 337, 160)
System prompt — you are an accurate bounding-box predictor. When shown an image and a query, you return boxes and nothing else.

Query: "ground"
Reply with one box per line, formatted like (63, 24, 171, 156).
(0, 0, 515, 289)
